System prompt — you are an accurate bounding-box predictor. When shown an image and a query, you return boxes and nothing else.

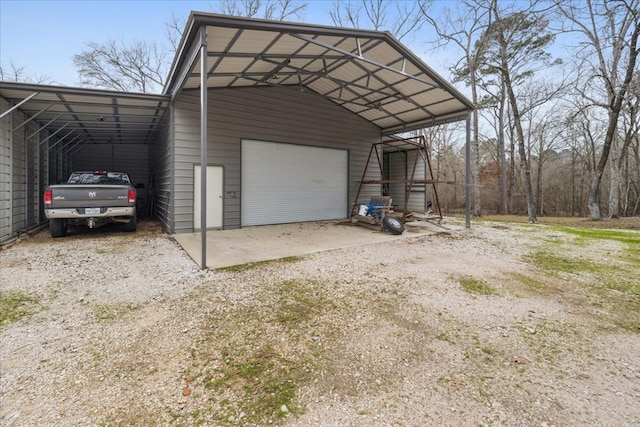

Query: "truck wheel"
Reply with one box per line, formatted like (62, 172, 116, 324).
(50, 219, 68, 238)
(124, 215, 137, 232)
(382, 216, 404, 235)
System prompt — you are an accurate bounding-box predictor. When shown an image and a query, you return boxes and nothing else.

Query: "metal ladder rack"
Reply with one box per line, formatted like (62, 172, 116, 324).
(350, 135, 444, 224)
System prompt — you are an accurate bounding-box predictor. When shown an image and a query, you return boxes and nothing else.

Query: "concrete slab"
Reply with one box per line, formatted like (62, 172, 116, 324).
(172, 220, 454, 269)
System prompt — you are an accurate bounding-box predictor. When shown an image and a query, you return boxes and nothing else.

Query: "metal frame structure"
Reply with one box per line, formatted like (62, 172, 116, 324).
(166, 13, 474, 135)
(350, 135, 445, 223)
(165, 13, 475, 267)
(0, 83, 169, 151)
(0, 12, 475, 267)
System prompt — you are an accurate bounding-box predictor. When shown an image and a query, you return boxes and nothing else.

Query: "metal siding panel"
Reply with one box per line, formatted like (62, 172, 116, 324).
(172, 97, 201, 234)
(388, 151, 407, 209)
(149, 114, 172, 230)
(387, 150, 427, 212)
(0, 96, 12, 242)
(26, 120, 39, 227)
(407, 150, 428, 212)
(39, 128, 49, 223)
(71, 144, 149, 184)
(171, 86, 381, 233)
(72, 143, 151, 213)
(241, 140, 348, 226)
(12, 110, 26, 233)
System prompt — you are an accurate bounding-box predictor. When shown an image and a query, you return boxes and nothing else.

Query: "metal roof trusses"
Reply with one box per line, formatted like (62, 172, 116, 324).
(0, 82, 169, 149)
(168, 13, 474, 135)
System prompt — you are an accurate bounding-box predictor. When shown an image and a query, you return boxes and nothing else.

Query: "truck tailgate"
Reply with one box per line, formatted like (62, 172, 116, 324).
(49, 185, 132, 208)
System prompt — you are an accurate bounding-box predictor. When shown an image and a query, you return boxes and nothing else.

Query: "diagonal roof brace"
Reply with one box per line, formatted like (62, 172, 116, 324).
(26, 113, 62, 140)
(12, 103, 54, 133)
(241, 56, 414, 108)
(256, 56, 291, 82)
(46, 129, 76, 150)
(61, 137, 86, 156)
(0, 91, 39, 120)
(52, 134, 82, 153)
(289, 33, 441, 89)
(37, 122, 70, 145)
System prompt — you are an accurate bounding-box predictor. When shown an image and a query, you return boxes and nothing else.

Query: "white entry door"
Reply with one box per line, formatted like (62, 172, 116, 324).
(194, 165, 223, 230)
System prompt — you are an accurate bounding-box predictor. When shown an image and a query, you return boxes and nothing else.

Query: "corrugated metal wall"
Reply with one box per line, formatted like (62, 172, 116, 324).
(0, 96, 12, 241)
(11, 110, 27, 233)
(72, 144, 150, 188)
(0, 95, 54, 243)
(1, 92, 160, 243)
(150, 116, 173, 232)
(386, 150, 429, 213)
(171, 85, 382, 234)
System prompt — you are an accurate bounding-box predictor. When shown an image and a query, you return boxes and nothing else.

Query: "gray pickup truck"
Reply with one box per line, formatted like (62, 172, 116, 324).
(43, 171, 138, 238)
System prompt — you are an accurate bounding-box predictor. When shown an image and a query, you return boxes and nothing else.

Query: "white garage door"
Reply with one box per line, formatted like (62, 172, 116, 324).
(241, 140, 348, 226)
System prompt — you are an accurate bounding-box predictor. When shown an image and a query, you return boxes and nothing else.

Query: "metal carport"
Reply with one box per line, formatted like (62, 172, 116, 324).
(0, 82, 169, 243)
(164, 13, 475, 268)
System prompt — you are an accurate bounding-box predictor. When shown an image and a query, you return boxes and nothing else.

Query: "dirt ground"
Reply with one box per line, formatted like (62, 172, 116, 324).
(1, 217, 639, 426)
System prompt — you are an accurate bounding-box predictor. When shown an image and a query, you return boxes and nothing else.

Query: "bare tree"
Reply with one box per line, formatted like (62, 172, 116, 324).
(218, 0, 307, 20)
(75, 1, 306, 94)
(614, 71, 640, 216)
(527, 100, 567, 215)
(556, 0, 640, 220)
(330, 0, 424, 40)
(165, 12, 186, 53)
(479, 2, 560, 223)
(73, 40, 168, 93)
(0, 62, 51, 84)
(419, 0, 492, 217)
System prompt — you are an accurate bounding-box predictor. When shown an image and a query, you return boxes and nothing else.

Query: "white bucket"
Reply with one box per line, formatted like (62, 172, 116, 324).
(358, 205, 368, 216)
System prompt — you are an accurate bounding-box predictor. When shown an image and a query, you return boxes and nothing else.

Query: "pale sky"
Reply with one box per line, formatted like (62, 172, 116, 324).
(0, 0, 349, 86)
(0, 0, 462, 91)
(1, 0, 454, 89)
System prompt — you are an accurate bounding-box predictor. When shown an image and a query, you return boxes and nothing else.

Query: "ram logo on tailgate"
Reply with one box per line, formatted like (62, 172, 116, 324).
(88, 192, 96, 198)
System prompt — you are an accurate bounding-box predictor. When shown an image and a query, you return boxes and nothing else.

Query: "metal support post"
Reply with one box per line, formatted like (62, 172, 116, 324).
(465, 115, 471, 228)
(199, 26, 208, 270)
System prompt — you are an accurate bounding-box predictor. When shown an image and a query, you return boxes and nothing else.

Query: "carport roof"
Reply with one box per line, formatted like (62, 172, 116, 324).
(0, 13, 474, 145)
(0, 82, 169, 146)
(166, 13, 474, 135)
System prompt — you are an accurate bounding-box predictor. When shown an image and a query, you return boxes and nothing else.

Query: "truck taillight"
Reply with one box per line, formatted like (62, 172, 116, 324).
(128, 189, 136, 204)
(44, 189, 52, 205)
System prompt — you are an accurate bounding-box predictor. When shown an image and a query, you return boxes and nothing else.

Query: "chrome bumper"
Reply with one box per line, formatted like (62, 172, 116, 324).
(44, 207, 135, 219)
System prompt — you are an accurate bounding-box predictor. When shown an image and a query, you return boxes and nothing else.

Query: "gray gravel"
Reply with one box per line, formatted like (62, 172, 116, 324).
(1, 220, 639, 426)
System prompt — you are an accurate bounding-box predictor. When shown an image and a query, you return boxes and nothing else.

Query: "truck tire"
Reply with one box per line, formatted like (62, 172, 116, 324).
(50, 219, 68, 238)
(382, 216, 404, 235)
(124, 215, 137, 232)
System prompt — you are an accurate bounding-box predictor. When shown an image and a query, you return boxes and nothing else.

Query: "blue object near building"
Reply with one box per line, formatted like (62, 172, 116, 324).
(367, 202, 386, 218)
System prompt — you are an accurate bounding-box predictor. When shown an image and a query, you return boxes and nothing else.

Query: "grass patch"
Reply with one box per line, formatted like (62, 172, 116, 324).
(273, 279, 327, 327)
(550, 226, 640, 261)
(518, 226, 640, 333)
(526, 251, 605, 276)
(203, 344, 302, 424)
(215, 256, 302, 273)
(179, 278, 332, 426)
(0, 290, 40, 328)
(469, 214, 640, 230)
(92, 303, 139, 321)
(456, 276, 496, 296)
(515, 319, 584, 363)
(507, 272, 553, 295)
(552, 226, 640, 244)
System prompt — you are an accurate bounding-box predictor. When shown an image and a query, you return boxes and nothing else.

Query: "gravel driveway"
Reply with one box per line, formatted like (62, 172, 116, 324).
(1, 219, 639, 426)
